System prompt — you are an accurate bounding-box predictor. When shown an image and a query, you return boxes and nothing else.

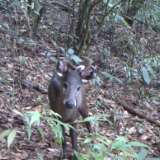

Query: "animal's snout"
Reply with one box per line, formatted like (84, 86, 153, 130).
(65, 100, 76, 108)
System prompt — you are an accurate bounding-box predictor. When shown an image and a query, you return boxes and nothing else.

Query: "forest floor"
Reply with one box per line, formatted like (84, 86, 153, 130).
(0, 1, 160, 160)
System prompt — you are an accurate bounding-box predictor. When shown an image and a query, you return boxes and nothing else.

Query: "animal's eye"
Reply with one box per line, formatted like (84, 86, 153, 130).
(63, 82, 68, 89)
(77, 85, 81, 91)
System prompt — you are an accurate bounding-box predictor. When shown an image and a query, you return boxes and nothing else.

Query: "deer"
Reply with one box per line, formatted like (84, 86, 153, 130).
(48, 58, 94, 159)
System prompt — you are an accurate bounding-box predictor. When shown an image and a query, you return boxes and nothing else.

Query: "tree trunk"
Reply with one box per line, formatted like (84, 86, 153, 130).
(123, 0, 145, 26)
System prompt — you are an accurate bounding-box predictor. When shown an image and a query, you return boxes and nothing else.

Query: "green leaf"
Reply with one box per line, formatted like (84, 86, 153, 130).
(106, 151, 115, 158)
(129, 142, 149, 148)
(44, 59, 49, 65)
(25, 111, 38, 116)
(30, 112, 41, 126)
(83, 115, 109, 122)
(52, 125, 62, 139)
(71, 55, 82, 64)
(68, 48, 74, 55)
(27, 126, 32, 140)
(104, 99, 108, 104)
(7, 130, 16, 148)
(98, 135, 112, 144)
(96, 137, 111, 146)
(147, 158, 160, 160)
(142, 67, 150, 85)
(37, 95, 43, 101)
(19, 38, 25, 42)
(36, 118, 41, 126)
(0, 130, 11, 140)
(108, 2, 113, 7)
(38, 127, 45, 141)
(3, 22, 9, 29)
(60, 47, 65, 52)
(1, 79, 11, 85)
(123, 148, 137, 156)
(22, 57, 29, 62)
(137, 149, 148, 160)
(147, 66, 156, 78)
(114, 77, 123, 84)
(140, 38, 147, 45)
(86, 58, 94, 63)
(101, 72, 113, 80)
(112, 140, 125, 149)
(34, 11, 40, 15)
(21, 3, 27, 11)
(39, 155, 44, 160)
(25, 115, 30, 126)
(47, 110, 61, 118)
(55, 138, 62, 144)
(27, 39, 37, 45)
(40, 52, 46, 56)
(84, 137, 94, 143)
(50, 57, 58, 62)
(73, 150, 82, 160)
(46, 52, 52, 57)
(0, 67, 7, 71)
(31, 2, 34, 9)
(115, 137, 128, 143)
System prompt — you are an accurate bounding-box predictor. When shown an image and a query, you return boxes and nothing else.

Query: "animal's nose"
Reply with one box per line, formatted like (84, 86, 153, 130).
(65, 100, 76, 108)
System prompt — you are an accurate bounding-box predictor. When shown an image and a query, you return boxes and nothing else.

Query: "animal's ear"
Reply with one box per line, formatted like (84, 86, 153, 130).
(56, 58, 68, 77)
(75, 65, 85, 74)
(80, 66, 95, 82)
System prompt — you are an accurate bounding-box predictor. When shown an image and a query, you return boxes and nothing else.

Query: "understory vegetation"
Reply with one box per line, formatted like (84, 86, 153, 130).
(0, 0, 160, 159)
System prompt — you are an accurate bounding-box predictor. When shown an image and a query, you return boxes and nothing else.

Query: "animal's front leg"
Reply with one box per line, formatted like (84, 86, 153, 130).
(61, 125, 68, 159)
(70, 123, 78, 160)
(79, 106, 92, 134)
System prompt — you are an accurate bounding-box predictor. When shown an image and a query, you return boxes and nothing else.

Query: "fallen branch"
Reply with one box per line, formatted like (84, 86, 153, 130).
(51, 1, 72, 12)
(116, 98, 160, 127)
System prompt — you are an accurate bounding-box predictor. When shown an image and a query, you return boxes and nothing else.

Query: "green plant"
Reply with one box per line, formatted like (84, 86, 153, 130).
(66, 48, 83, 64)
(40, 48, 83, 64)
(123, 54, 159, 85)
(102, 72, 123, 84)
(24, 109, 73, 142)
(92, 73, 103, 86)
(75, 135, 151, 160)
(20, 0, 46, 38)
(72, 114, 159, 160)
(0, 130, 17, 149)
